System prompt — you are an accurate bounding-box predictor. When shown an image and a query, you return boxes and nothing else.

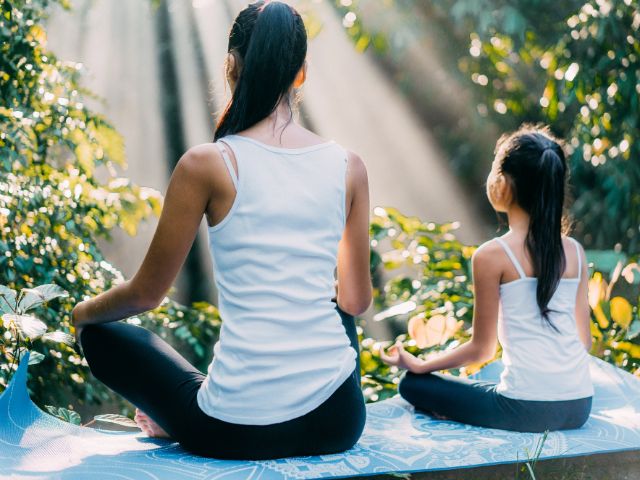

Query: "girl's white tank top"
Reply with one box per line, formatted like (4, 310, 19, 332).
(195, 134, 357, 425)
(494, 236, 594, 401)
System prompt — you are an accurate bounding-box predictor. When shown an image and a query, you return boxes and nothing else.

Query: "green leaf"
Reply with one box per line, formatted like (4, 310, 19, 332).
(0, 285, 17, 314)
(41, 331, 75, 346)
(45, 405, 82, 425)
(93, 123, 126, 167)
(93, 414, 138, 428)
(18, 284, 69, 312)
(28, 351, 45, 365)
(585, 250, 627, 275)
(2, 314, 47, 339)
(626, 321, 640, 341)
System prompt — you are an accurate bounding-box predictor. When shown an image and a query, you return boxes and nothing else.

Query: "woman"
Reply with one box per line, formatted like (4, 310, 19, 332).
(73, 0, 371, 460)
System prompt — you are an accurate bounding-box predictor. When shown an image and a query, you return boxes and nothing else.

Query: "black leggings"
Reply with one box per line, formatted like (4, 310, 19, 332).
(399, 371, 592, 433)
(79, 303, 366, 460)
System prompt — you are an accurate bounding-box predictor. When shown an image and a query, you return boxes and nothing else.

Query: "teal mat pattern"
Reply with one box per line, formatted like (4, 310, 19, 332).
(2, 350, 640, 479)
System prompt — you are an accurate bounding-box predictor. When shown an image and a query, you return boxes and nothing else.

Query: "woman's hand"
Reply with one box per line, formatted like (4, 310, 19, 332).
(379, 341, 428, 374)
(71, 300, 89, 345)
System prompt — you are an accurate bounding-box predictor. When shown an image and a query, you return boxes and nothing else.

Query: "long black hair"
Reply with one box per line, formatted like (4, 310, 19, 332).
(214, 1, 307, 141)
(495, 124, 571, 329)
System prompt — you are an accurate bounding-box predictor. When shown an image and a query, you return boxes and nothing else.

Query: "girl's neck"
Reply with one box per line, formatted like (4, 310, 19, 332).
(505, 205, 530, 236)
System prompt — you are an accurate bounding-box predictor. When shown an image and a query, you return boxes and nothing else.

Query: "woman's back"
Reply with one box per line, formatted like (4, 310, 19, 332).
(495, 236, 594, 401)
(77, 1, 369, 459)
(196, 134, 358, 425)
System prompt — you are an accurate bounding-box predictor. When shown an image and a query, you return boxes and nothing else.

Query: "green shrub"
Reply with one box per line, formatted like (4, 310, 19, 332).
(588, 260, 640, 375)
(361, 207, 483, 402)
(0, 0, 221, 421)
(0, 283, 73, 369)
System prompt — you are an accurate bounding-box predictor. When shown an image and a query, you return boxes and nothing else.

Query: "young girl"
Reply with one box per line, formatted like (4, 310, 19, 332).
(380, 125, 594, 433)
(72, 1, 371, 459)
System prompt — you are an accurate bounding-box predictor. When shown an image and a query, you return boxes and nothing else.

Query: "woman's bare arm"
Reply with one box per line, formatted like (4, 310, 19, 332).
(336, 150, 372, 316)
(72, 144, 220, 333)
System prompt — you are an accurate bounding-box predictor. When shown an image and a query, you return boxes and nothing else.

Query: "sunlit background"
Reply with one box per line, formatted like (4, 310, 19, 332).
(2, 0, 638, 424)
(42, 0, 639, 307)
(45, 0, 496, 307)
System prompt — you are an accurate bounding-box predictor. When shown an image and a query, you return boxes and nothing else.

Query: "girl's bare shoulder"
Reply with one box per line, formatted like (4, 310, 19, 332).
(472, 238, 510, 280)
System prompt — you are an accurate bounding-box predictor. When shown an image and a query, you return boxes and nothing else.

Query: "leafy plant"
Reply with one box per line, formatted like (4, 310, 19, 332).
(515, 430, 550, 480)
(360, 207, 487, 402)
(0, 283, 72, 373)
(91, 413, 139, 429)
(45, 404, 81, 425)
(588, 259, 640, 375)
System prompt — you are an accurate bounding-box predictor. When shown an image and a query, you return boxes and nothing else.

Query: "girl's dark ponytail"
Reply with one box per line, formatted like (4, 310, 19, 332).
(214, 1, 307, 141)
(526, 147, 567, 327)
(497, 126, 569, 330)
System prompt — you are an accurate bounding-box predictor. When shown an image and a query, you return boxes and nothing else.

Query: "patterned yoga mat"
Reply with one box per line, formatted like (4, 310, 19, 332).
(2, 349, 640, 479)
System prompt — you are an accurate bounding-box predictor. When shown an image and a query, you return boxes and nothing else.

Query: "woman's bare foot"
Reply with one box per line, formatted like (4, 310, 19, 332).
(134, 408, 172, 439)
(432, 411, 450, 421)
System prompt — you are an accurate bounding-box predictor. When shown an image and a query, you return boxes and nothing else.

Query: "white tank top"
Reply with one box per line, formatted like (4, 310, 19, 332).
(195, 134, 357, 425)
(494, 236, 594, 401)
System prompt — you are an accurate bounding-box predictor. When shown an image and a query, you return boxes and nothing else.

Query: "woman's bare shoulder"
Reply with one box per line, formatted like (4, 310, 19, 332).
(176, 143, 231, 186)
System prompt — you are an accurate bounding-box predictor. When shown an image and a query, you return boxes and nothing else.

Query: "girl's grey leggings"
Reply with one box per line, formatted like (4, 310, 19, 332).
(399, 370, 592, 432)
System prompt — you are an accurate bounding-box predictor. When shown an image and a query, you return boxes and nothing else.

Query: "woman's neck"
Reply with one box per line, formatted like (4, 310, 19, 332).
(248, 98, 297, 139)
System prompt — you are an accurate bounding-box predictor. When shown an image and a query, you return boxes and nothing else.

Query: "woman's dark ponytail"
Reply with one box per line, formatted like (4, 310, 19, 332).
(214, 1, 307, 141)
(497, 125, 569, 330)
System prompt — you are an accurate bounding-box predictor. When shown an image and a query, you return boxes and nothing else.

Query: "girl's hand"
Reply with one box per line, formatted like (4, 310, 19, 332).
(379, 341, 427, 374)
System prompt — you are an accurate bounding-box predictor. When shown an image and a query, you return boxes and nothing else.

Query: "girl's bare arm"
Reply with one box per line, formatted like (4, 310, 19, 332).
(381, 241, 501, 373)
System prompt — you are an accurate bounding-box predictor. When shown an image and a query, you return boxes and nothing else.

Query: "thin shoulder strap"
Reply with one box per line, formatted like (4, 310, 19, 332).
(569, 237, 582, 278)
(495, 237, 527, 279)
(214, 140, 238, 191)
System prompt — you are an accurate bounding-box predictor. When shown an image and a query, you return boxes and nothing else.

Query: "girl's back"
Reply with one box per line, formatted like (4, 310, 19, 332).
(494, 236, 594, 401)
(382, 124, 594, 433)
(196, 134, 358, 425)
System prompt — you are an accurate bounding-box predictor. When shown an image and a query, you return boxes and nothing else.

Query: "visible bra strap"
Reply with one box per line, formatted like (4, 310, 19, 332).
(215, 140, 239, 191)
(569, 237, 582, 278)
(495, 237, 527, 279)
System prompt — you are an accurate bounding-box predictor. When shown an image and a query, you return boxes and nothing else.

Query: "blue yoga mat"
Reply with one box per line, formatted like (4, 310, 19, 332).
(2, 349, 640, 479)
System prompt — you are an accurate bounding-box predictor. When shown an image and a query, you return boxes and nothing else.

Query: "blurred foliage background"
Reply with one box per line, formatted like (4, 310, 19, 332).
(0, 0, 638, 429)
(334, 0, 639, 252)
